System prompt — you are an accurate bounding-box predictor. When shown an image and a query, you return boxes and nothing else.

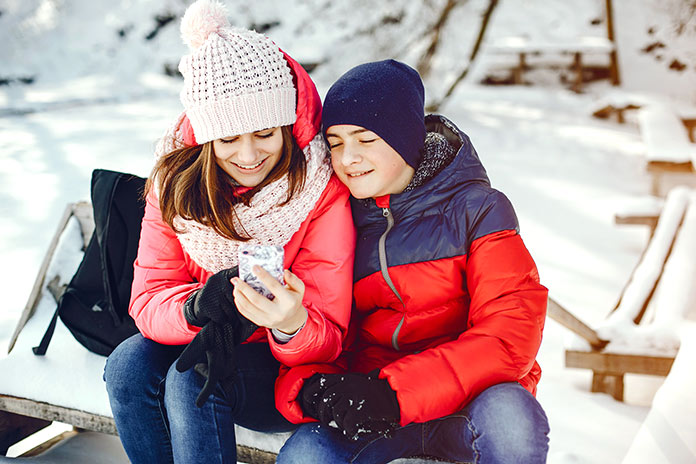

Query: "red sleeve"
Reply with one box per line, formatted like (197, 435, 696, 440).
(267, 176, 356, 367)
(380, 230, 547, 425)
(128, 190, 202, 345)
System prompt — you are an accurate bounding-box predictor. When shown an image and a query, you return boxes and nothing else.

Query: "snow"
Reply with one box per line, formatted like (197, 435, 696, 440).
(595, 188, 696, 356)
(639, 104, 696, 164)
(622, 322, 696, 463)
(1, 0, 696, 462)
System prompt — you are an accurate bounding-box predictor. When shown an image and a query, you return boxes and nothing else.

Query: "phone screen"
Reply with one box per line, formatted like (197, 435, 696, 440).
(238, 245, 285, 300)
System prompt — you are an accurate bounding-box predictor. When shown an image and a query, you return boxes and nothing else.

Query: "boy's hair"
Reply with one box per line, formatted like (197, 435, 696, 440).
(146, 125, 306, 241)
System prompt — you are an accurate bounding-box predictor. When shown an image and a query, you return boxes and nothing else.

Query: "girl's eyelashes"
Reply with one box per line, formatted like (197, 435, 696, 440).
(220, 137, 239, 144)
(256, 130, 275, 139)
(360, 139, 376, 144)
(328, 142, 343, 149)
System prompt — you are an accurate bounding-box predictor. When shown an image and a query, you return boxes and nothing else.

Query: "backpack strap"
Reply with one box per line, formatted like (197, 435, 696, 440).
(91, 169, 123, 326)
(32, 307, 60, 356)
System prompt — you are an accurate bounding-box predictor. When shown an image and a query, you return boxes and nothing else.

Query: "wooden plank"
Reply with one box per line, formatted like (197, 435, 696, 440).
(614, 214, 659, 228)
(591, 373, 624, 401)
(7, 203, 75, 354)
(547, 298, 607, 349)
(565, 350, 674, 376)
(646, 160, 694, 173)
(7, 201, 93, 354)
(0, 411, 51, 456)
(0, 396, 278, 463)
(20, 429, 79, 457)
(72, 201, 94, 248)
(0, 395, 116, 435)
(237, 446, 277, 464)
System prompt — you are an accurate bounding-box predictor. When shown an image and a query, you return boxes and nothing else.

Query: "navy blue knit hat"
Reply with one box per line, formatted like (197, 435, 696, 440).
(322, 59, 426, 169)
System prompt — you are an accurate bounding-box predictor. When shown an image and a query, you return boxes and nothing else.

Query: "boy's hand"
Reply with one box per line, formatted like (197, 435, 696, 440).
(316, 372, 401, 440)
(298, 373, 343, 419)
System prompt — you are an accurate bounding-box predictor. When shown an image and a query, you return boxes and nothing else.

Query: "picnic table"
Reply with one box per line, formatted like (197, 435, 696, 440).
(487, 35, 616, 92)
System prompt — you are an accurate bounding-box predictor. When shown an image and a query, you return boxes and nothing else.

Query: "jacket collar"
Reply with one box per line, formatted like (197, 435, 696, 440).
(351, 114, 490, 223)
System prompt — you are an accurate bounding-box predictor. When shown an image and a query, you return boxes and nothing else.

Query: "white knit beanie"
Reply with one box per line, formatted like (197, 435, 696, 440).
(178, 0, 297, 144)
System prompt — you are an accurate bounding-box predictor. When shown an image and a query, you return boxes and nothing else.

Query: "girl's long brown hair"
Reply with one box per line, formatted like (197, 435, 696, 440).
(146, 125, 306, 241)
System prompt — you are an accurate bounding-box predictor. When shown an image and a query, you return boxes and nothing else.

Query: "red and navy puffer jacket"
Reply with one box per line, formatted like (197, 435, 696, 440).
(277, 114, 547, 426)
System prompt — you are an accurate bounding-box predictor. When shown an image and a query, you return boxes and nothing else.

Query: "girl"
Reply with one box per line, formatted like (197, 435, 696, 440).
(103, 1, 354, 463)
(276, 60, 550, 463)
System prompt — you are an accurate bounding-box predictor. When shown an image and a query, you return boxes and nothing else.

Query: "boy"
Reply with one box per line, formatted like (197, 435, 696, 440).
(275, 60, 550, 464)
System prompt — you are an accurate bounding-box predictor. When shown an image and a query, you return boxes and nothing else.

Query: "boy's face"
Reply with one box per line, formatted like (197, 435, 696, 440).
(326, 125, 414, 199)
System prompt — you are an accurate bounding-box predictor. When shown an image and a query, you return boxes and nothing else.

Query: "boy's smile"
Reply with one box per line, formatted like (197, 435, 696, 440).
(326, 125, 414, 199)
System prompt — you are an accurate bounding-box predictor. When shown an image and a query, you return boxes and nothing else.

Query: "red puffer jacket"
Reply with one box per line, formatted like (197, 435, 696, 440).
(277, 115, 547, 426)
(129, 52, 355, 384)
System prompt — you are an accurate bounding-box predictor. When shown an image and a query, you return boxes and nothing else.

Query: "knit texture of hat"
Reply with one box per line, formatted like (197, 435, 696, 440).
(178, 0, 296, 144)
(322, 59, 426, 169)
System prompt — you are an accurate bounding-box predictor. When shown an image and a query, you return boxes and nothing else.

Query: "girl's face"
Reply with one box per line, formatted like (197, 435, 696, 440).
(326, 124, 414, 199)
(212, 127, 284, 187)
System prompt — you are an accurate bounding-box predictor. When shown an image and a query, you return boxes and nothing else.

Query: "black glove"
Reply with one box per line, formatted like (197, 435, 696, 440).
(316, 371, 400, 441)
(175, 322, 236, 407)
(183, 267, 239, 327)
(298, 373, 343, 419)
(175, 303, 257, 407)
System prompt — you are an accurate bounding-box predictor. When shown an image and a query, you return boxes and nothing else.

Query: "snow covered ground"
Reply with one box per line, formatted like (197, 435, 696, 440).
(1, 0, 696, 462)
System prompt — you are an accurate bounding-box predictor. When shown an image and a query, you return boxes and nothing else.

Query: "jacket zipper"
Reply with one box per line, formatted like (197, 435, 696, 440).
(379, 207, 406, 351)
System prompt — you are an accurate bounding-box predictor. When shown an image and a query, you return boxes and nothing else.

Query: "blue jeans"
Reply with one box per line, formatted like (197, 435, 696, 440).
(277, 382, 549, 464)
(104, 334, 295, 464)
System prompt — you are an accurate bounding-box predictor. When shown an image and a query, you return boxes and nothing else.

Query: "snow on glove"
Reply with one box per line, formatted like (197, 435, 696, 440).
(183, 266, 240, 327)
(317, 371, 400, 441)
(298, 373, 344, 419)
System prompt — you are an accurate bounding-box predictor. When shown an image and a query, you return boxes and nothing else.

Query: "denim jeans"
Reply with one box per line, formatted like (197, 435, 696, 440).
(104, 334, 295, 464)
(276, 382, 549, 464)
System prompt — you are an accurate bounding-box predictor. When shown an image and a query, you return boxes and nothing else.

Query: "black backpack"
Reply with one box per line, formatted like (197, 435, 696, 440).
(34, 169, 145, 357)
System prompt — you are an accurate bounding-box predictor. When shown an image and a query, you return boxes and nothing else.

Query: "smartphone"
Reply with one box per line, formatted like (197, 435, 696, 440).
(238, 245, 285, 300)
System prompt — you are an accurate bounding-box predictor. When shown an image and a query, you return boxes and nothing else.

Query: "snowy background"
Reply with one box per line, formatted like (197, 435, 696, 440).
(1, 0, 696, 462)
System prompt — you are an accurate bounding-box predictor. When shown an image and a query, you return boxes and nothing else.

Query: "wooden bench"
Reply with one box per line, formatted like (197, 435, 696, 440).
(590, 93, 696, 143)
(547, 186, 696, 401)
(486, 35, 616, 92)
(0, 202, 285, 462)
(639, 104, 696, 196)
(613, 195, 663, 236)
(0, 203, 443, 463)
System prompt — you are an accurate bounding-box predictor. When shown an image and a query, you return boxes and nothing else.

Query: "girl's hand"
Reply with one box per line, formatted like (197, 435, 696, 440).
(231, 266, 308, 334)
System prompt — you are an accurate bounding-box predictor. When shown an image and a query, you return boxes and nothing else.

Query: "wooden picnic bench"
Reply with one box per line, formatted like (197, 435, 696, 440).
(639, 104, 696, 196)
(486, 35, 617, 92)
(0, 202, 445, 463)
(0, 202, 285, 462)
(548, 186, 695, 401)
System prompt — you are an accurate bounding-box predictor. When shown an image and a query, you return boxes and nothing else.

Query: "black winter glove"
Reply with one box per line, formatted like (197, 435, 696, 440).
(298, 373, 344, 419)
(183, 267, 240, 327)
(175, 301, 257, 407)
(316, 371, 400, 441)
(175, 321, 236, 407)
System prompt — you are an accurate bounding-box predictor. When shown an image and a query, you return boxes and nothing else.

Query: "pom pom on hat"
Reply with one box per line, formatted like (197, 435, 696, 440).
(176, 0, 297, 144)
(180, 0, 230, 50)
